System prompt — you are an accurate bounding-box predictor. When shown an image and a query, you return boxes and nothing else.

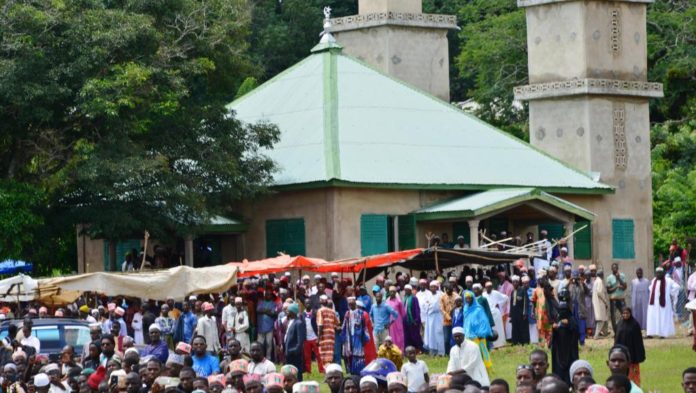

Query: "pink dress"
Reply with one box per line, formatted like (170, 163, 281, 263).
(386, 296, 406, 351)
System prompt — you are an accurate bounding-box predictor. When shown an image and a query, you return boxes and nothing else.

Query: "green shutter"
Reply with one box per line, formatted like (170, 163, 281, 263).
(103, 239, 141, 271)
(361, 214, 389, 256)
(539, 223, 565, 242)
(488, 217, 509, 236)
(266, 219, 306, 257)
(612, 219, 635, 259)
(398, 215, 417, 250)
(452, 222, 471, 245)
(573, 221, 592, 260)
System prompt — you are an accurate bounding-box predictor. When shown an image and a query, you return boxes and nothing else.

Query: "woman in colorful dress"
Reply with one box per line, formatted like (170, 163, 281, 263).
(462, 290, 493, 372)
(531, 276, 554, 347)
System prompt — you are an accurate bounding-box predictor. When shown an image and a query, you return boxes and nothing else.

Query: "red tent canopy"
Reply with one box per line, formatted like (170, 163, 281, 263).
(228, 249, 423, 277)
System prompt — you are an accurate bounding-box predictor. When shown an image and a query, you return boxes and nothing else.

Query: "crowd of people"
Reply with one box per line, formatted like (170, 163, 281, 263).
(0, 237, 693, 393)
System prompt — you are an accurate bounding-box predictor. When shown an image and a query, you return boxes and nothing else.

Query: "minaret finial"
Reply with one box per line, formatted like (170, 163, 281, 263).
(319, 6, 336, 44)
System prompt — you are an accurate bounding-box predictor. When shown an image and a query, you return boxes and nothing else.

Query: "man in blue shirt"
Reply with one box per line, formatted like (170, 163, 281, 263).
(177, 301, 197, 344)
(141, 324, 169, 364)
(256, 290, 278, 360)
(191, 335, 220, 377)
(369, 292, 398, 348)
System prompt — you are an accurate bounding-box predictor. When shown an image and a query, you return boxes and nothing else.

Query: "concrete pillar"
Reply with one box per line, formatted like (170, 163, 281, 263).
(565, 220, 575, 258)
(469, 220, 480, 249)
(184, 236, 194, 267)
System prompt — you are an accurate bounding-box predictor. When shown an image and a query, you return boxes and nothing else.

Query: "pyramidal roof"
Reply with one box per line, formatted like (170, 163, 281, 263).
(227, 44, 611, 193)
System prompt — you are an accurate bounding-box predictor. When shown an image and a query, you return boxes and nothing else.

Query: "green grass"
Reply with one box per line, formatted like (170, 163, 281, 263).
(301, 336, 694, 392)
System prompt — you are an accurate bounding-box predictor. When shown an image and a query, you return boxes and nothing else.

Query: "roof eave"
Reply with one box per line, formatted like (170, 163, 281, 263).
(271, 179, 614, 195)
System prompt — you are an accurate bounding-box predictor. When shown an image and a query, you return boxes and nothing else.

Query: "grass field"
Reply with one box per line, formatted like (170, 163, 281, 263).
(302, 335, 694, 392)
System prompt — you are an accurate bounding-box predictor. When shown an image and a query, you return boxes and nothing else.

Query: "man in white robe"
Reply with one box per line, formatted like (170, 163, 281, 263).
(647, 267, 680, 338)
(447, 327, 490, 386)
(631, 267, 650, 330)
(423, 281, 445, 356)
(483, 281, 508, 348)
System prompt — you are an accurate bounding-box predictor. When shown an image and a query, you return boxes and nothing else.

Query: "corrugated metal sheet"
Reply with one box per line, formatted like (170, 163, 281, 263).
(227, 48, 610, 192)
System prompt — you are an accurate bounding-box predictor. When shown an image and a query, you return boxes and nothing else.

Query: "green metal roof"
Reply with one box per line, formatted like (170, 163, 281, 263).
(227, 46, 611, 193)
(413, 188, 595, 221)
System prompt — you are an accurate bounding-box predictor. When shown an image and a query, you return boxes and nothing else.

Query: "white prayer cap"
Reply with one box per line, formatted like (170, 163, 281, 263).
(409, 277, 418, 285)
(385, 336, 393, 342)
(452, 327, 465, 336)
(234, 297, 244, 303)
(457, 235, 465, 240)
(34, 373, 50, 388)
(3, 363, 16, 372)
(484, 281, 493, 287)
(404, 284, 413, 290)
(538, 269, 547, 277)
(511, 275, 520, 282)
(125, 347, 139, 356)
(331, 272, 339, 277)
(465, 276, 474, 282)
(448, 276, 456, 282)
(188, 295, 197, 301)
(302, 275, 310, 280)
(284, 272, 292, 277)
(320, 295, 329, 301)
(656, 267, 664, 272)
(314, 274, 322, 280)
(325, 363, 342, 374)
(149, 324, 161, 332)
(360, 376, 378, 387)
(429, 280, 440, 287)
(589, 264, 597, 270)
(521, 275, 530, 283)
(472, 283, 482, 290)
(356, 300, 365, 308)
(44, 363, 60, 373)
(561, 247, 568, 252)
(675, 256, 682, 262)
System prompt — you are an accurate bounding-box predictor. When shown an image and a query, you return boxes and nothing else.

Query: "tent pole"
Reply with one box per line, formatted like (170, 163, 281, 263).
(434, 247, 440, 275)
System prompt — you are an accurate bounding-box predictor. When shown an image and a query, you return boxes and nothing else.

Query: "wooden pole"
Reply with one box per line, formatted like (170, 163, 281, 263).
(434, 247, 440, 274)
(140, 230, 150, 271)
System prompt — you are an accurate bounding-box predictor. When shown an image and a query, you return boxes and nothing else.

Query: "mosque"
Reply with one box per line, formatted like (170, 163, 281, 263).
(77, 0, 663, 277)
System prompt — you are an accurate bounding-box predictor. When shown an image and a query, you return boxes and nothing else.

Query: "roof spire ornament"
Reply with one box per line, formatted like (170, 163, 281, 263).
(319, 6, 336, 44)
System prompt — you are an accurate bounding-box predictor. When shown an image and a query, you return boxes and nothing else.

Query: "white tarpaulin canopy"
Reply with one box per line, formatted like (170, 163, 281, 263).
(0, 274, 38, 301)
(39, 264, 238, 300)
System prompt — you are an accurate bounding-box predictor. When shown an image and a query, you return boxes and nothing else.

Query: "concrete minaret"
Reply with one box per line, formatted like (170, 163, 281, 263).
(514, 1, 663, 271)
(330, 0, 457, 101)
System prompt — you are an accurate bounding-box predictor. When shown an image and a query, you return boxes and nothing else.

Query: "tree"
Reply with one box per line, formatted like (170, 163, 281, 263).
(247, 0, 358, 82)
(0, 0, 279, 269)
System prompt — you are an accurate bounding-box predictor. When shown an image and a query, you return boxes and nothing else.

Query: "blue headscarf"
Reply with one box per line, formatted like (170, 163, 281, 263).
(462, 290, 493, 339)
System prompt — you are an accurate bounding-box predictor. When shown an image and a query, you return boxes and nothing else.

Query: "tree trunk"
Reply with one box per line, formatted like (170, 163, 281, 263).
(109, 240, 117, 272)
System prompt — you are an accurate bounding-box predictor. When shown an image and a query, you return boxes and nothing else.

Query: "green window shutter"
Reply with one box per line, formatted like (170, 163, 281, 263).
(612, 219, 635, 259)
(397, 215, 417, 250)
(361, 214, 388, 256)
(266, 219, 306, 257)
(573, 221, 592, 260)
(452, 222, 470, 245)
(539, 223, 565, 242)
(489, 217, 509, 236)
(104, 239, 141, 271)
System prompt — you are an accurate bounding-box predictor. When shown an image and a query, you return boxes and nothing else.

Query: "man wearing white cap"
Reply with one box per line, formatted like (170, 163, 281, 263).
(310, 275, 322, 296)
(359, 376, 378, 393)
(647, 267, 680, 338)
(141, 324, 169, 363)
(447, 327, 489, 386)
(423, 280, 444, 356)
(221, 295, 236, 336)
(229, 297, 250, 352)
(34, 373, 50, 393)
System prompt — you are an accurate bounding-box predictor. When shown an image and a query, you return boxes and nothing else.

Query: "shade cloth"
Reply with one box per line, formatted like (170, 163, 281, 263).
(39, 264, 238, 300)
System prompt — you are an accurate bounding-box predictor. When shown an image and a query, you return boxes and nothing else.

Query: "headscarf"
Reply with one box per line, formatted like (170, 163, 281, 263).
(614, 307, 645, 363)
(569, 359, 594, 380)
(462, 290, 492, 339)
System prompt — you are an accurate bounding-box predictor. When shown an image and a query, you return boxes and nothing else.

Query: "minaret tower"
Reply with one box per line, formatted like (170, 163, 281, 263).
(514, 1, 663, 270)
(330, 0, 458, 101)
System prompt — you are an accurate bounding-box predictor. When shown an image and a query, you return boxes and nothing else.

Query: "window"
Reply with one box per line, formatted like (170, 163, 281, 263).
(103, 239, 141, 271)
(64, 326, 91, 353)
(452, 222, 471, 245)
(488, 217, 509, 236)
(361, 215, 389, 256)
(397, 215, 417, 250)
(266, 218, 305, 257)
(539, 223, 565, 242)
(612, 219, 635, 259)
(34, 326, 61, 351)
(573, 221, 592, 260)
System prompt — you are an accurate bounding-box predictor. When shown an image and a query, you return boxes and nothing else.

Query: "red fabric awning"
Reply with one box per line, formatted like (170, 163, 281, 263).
(228, 249, 423, 277)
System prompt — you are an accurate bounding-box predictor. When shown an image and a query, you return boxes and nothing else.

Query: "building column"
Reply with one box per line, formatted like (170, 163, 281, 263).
(469, 220, 480, 249)
(565, 219, 575, 258)
(184, 236, 194, 267)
